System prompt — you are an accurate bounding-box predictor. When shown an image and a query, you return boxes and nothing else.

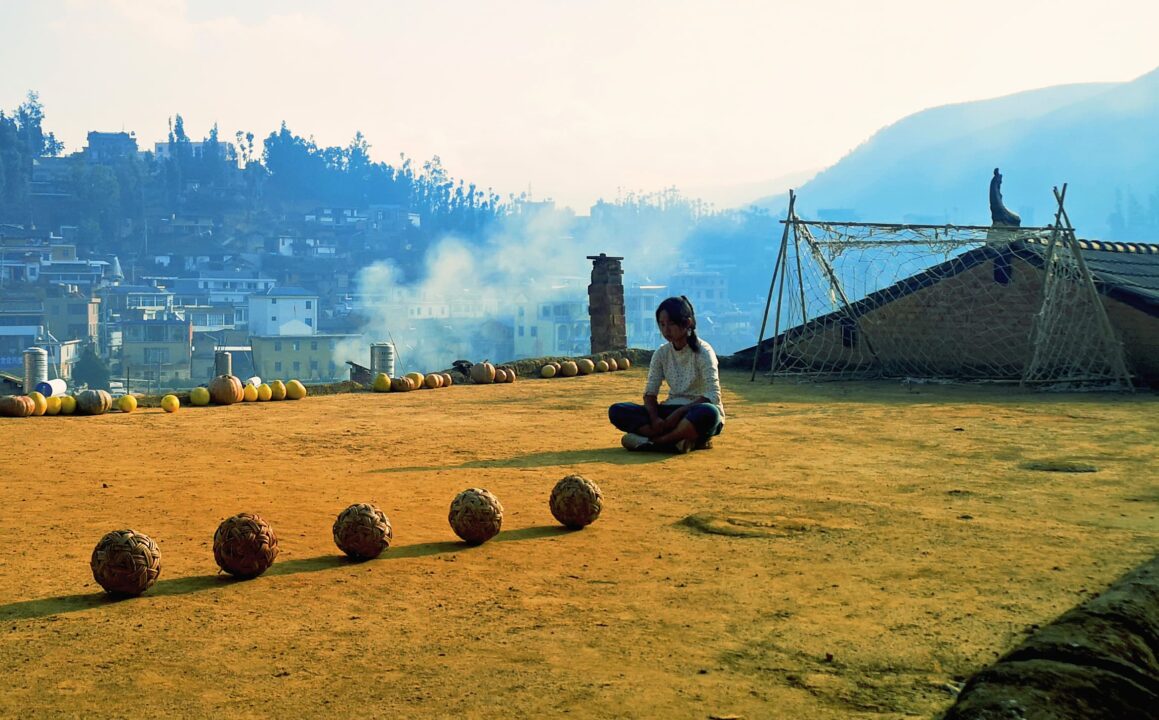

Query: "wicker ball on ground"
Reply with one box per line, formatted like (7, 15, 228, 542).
(213, 512, 279, 578)
(333, 503, 394, 559)
(90, 529, 162, 596)
(550, 474, 604, 529)
(448, 488, 504, 544)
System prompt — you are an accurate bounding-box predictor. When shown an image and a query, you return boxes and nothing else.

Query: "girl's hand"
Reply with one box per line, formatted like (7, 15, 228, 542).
(638, 420, 663, 437)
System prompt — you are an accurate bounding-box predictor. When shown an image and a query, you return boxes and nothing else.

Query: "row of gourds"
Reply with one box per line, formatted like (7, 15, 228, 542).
(0, 374, 309, 418)
(540, 356, 631, 378)
(371, 370, 459, 393)
(0, 388, 118, 417)
(369, 362, 521, 392)
(188, 375, 307, 406)
(2, 357, 634, 418)
(159, 374, 308, 413)
(467, 361, 518, 384)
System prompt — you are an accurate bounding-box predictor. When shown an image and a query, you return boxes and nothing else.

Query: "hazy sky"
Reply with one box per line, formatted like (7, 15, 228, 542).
(3, 0, 1158, 211)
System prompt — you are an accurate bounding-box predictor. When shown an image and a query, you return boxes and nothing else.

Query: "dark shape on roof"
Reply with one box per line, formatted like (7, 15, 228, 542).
(989, 168, 1021, 227)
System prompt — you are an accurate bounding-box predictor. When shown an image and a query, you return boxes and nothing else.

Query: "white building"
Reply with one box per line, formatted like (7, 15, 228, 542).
(346, 286, 501, 324)
(248, 287, 318, 336)
(668, 268, 729, 310)
(625, 284, 667, 349)
(513, 289, 589, 359)
(152, 140, 238, 164)
(171, 272, 276, 305)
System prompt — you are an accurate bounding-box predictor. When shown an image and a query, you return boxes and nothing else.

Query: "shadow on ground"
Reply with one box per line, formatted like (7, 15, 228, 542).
(0, 525, 574, 621)
(372, 447, 672, 473)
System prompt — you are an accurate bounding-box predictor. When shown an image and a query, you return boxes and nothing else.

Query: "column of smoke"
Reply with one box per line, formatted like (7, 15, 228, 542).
(332, 202, 689, 374)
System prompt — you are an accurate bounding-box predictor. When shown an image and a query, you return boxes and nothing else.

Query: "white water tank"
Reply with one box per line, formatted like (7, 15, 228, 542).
(214, 351, 232, 377)
(22, 347, 48, 394)
(370, 342, 396, 377)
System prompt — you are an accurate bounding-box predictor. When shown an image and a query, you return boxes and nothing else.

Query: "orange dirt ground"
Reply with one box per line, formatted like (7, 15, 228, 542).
(0, 370, 1156, 719)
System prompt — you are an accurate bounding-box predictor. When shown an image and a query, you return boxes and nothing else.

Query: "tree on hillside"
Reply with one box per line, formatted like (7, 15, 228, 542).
(72, 344, 111, 391)
(0, 92, 64, 224)
(161, 113, 195, 208)
(72, 163, 122, 250)
(0, 115, 25, 222)
(263, 122, 325, 205)
(16, 92, 64, 157)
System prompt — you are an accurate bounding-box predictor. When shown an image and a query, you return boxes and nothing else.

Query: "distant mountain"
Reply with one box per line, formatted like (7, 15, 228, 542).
(686, 167, 820, 210)
(753, 66, 1159, 238)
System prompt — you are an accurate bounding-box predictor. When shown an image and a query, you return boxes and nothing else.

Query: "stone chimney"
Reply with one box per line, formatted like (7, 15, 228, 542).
(587, 253, 626, 353)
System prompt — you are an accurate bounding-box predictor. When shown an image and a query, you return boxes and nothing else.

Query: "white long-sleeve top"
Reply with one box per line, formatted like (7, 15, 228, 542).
(643, 339, 725, 418)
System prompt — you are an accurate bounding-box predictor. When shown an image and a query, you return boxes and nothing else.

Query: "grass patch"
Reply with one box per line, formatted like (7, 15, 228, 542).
(1019, 460, 1099, 473)
(680, 513, 772, 538)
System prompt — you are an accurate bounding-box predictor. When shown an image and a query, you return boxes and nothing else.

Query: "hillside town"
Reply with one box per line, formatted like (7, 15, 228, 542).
(0, 115, 754, 393)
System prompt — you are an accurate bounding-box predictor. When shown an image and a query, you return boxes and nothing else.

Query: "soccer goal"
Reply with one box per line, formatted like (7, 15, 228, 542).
(750, 187, 1134, 390)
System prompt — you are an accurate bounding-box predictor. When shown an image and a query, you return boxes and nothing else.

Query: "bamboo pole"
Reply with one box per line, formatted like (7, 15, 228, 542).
(792, 213, 809, 328)
(1022, 185, 1069, 386)
(1051, 186, 1134, 390)
(768, 218, 794, 383)
(751, 190, 795, 382)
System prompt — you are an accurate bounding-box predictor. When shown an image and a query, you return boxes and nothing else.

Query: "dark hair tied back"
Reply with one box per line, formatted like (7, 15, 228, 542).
(656, 295, 700, 352)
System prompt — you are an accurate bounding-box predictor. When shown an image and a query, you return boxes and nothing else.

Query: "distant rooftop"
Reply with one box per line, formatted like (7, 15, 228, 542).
(260, 286, 315, 298)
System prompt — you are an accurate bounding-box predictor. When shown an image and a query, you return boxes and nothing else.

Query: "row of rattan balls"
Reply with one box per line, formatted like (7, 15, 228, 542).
(89, 475, 603, 597)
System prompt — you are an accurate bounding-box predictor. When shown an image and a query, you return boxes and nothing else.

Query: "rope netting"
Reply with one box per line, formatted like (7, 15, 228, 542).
(1022, 230, 1135, 389)
(757, 220, 1132, 389)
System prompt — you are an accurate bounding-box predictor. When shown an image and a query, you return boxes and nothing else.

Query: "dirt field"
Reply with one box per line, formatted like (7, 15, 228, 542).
(1, 369, 1156, 719)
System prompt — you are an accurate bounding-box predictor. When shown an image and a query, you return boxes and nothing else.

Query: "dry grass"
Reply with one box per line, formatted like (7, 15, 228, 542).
(0, 370, 1155, 718)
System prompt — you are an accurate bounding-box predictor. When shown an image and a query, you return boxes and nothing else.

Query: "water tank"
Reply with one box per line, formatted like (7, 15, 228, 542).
(369, 342, 396, 378)
(22, 347, 49, 394)
(35, 379, 68, 397)
(214, 351, 232, 377)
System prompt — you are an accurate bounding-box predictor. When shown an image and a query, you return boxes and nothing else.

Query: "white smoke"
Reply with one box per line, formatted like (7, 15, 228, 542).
(332, 199, 692, 375)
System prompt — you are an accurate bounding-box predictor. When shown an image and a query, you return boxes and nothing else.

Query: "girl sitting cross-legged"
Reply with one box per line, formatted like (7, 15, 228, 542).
(608, 295, 724, 453)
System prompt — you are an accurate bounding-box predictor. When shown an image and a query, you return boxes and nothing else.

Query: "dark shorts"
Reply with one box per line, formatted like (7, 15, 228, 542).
(608, 402, 724, 440)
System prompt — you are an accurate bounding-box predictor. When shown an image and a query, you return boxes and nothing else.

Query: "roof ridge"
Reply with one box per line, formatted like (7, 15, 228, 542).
(1017, 236, 1159, 254)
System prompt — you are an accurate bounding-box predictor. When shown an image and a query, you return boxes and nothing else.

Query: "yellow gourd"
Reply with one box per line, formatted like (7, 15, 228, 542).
(285, 379, 307, 400)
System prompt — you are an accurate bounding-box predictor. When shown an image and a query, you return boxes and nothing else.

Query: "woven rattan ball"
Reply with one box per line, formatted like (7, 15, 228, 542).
(333, 503, 393, 559)
(549, 474, 604, 529)
(90, 529, 162, 596)
(448, 488, 504, 545)
(213, 512, 279, 578)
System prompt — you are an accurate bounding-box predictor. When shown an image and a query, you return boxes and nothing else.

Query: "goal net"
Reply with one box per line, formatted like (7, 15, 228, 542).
(754, 219, 1133, 389)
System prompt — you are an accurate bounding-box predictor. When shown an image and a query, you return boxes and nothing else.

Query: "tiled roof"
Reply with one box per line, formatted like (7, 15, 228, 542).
(735, 237, 1159, 357)
(1018, 237, 1159, 316)
(834, 237, 1159, 324)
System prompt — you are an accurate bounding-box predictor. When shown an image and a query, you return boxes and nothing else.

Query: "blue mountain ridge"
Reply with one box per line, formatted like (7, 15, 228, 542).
(754, 65, 1159, 238)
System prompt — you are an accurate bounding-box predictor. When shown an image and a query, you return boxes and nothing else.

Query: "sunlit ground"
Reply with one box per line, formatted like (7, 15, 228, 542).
(0, 370, 1155, 718)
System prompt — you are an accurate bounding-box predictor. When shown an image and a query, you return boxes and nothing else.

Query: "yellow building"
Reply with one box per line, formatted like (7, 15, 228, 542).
(250, 333, 358, 382)
(120, 316, 193, 386)
(43, 285, 100, 344)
